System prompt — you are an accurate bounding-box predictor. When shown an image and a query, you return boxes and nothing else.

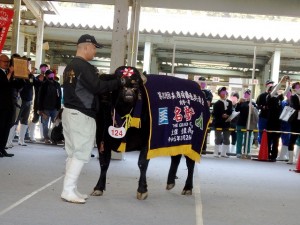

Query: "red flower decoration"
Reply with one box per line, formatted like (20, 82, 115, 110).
(121, 67, 134, 78)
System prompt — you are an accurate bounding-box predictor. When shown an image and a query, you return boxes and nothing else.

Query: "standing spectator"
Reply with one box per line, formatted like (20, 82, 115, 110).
(256, 80, 274, 144)
(61, 34, 130, 204)
(17, 57, 35, 146)
(197, 76, 213, 154)
(277, 89, 292, 161)
(28, 63, 48, 142)
(235, 89, 258, 158)
(0, 54, 24, 157)
(212, 87, 232, 158)
(229, 91, 239, 154)
(38, 69, 62, 144)
(287, 81, 300, 164)
(266, 75, 289, 162)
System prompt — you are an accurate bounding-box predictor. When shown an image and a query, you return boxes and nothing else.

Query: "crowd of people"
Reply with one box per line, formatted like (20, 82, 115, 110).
(0, 53, 62, 157)
(198, 75, 300, 164)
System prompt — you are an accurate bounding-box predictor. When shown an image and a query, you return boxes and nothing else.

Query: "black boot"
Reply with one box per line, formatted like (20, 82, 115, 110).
(1, 149, 14, 157)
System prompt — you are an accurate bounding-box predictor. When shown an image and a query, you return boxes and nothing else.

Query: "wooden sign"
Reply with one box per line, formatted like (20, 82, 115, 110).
(13, 58, 28, 79)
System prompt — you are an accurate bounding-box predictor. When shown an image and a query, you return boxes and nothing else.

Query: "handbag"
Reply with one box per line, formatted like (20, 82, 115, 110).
(279, 106, 297, 123)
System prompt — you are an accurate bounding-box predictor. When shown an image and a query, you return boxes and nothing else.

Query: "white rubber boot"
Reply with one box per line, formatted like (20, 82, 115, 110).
(214, 145, 220, 158)
(18, 124, 28, 146)
(28, 122, 36, 142)
(230, 144, 236, 154)
(295, 146, 300, 164)
(65, 158, 88, 200)
(221, 145, 229, 158)
(61, 158, 86, 203)
(6, 125, 16, 148)
(277, 145, 288, 161)
(287, 151, 294, 165)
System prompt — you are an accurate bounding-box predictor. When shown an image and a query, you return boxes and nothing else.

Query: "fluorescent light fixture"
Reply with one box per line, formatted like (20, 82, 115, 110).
(191, 60, 230, 67)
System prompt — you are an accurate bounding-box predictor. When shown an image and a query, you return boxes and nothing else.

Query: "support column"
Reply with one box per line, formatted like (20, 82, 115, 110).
(270, 49, 281, 83)
(18, 32, 25, 56)
(35, 18, 44, 68)
(142, 41, 152, 74)
(11, 0, 21, 53)
(150, 55, 159, 74)
(127, 0, 141, 67)
(26, 36, 31, 58)
(110, 0, 130, 73)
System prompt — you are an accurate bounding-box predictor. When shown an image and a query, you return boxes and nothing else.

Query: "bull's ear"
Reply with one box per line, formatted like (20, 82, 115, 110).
(141, 73, 147, 84)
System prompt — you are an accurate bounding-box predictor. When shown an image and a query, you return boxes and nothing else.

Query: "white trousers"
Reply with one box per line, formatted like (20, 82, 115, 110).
(62, 108, 96, 163)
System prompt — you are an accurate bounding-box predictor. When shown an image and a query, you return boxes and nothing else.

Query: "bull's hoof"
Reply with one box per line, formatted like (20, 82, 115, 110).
(166, 183, 175, 190)
(137, 191, 148, 200)
(181, 189, 193, 195)
(90, 190, 103, 196)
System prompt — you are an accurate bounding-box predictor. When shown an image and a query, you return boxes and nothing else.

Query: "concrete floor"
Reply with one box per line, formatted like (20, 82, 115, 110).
(0, 142, 299, 225)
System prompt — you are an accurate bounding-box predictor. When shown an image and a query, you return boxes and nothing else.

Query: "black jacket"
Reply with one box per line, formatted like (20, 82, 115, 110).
(212, 99, 232, 129)
(0, 69, 24, 110)
(63, 57, 122, 118)
(256, 92, 269, 118)
(289, 94, 300, 122)
(38, 79, 62, 111)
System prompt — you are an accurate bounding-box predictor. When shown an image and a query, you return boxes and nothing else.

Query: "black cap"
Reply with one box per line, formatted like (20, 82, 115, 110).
(217, 87, 227, 94)
(77, 34, 103, 48)
(40, 63, 48, 68)
(45, 69, 54, 76)
(244, 89, 251, 95)
(198, 76, 206, 81)
(265, 79, 274, 85)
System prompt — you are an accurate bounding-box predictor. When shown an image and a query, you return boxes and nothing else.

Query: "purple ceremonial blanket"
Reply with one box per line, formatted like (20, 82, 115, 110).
(144, 75, 210, 162)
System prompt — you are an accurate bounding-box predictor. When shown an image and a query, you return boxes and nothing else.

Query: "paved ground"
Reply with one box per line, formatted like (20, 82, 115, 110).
(0, 142, 299, 225)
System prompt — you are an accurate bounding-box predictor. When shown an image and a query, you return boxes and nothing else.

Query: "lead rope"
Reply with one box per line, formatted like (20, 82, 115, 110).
(112, 108, 133, 131)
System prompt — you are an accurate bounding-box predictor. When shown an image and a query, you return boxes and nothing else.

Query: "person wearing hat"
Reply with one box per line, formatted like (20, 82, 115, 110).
(266, 75, 290, 161)
(28, 63, 48, 142)
(197, 76, 213, 154)
(256, 79, 275, 145)
(235, 89, 258, 158)
(38, 69, 62, 144)
(61, 34, 130, 204)
(212, 87, 232, 157)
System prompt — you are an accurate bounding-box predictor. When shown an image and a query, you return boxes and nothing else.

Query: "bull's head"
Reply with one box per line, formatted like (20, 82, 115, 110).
(114, 66, 144, 105)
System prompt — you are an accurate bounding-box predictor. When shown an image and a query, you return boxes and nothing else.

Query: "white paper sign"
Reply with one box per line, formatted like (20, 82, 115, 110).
(108, 126, 126, 139)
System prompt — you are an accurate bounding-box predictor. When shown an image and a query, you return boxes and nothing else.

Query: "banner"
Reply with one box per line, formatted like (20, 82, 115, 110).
(144, 75, 210, 162)
(0, 8, 14, 53)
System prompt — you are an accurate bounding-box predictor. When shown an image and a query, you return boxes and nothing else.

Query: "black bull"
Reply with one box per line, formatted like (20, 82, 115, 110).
(91, 73, 210, 200)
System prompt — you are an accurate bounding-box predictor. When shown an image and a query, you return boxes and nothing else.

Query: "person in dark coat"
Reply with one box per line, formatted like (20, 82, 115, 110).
(0, 54, 24, 157)
(266, 75, 290, 162)
(287, 81, 300, 164)
(197, 76, 213, 154)
(212, 87, 232, 157)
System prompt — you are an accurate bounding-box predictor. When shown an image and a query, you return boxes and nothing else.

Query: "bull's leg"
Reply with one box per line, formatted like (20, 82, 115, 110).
(91, 147, 111, 196)
(166, 155, 182, 190)
(137, 148, 149, 200)
(181, 156, 195, 195)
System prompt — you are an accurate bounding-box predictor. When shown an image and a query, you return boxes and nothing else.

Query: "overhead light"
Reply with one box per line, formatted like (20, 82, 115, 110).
(191, 60, 230, 67)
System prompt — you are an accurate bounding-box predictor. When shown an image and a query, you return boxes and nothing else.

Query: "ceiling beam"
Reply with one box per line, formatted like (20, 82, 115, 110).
(22, 0, 43, 20)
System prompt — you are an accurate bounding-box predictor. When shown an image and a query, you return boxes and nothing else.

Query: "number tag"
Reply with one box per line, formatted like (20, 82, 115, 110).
(108, 126, 126, 139)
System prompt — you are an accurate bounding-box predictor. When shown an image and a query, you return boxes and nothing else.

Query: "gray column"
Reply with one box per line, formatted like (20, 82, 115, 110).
(11, 0, 21, 53)
(150, 55, 159, 74)
(110, 0, 129, 73)
(127, 0, 141, 67)
(18, 32, 25, 56)
(26, 36, 31, 58)
(270, 49, 281, 83)
(35, 18, 44, 68)
(142, 41, 152, 74)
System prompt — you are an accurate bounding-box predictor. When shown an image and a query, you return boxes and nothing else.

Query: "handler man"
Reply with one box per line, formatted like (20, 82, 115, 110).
(61, 34, 129, 204)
